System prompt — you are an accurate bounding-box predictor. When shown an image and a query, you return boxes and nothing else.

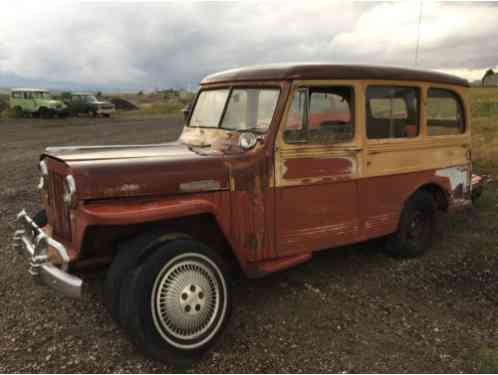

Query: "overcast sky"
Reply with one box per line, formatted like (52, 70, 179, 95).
(1, 1, 497, 91)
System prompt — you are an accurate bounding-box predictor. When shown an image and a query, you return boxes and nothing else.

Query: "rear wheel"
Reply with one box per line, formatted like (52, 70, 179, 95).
(38, 107, 52, 118)
(119, 240, 231, 364)
(13, 106, 24, 118)
(386, 191, 436, 257)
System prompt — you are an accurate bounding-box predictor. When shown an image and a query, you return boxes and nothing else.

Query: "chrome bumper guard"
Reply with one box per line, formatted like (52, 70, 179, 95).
(13, 210, 82, 298)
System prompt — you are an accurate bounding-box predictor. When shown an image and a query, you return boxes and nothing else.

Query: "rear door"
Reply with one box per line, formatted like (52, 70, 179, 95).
(274, 82, 363, 255)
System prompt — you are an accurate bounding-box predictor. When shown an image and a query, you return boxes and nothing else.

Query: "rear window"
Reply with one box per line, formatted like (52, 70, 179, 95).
(366, 86, 419, 139)
(427, 88, 465, 135)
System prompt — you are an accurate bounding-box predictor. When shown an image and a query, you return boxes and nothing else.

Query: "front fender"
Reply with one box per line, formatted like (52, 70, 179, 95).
(79, 197, 220, 226)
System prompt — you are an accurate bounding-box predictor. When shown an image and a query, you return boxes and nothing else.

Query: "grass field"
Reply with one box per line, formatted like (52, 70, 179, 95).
(466, 88, 498, 372)
(470, 88, 498, 175)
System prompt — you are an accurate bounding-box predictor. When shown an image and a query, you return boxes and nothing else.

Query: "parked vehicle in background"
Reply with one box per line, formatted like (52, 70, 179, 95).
(64, 92, 115, 117)
(13, 64, 483, 364)
(10, 88, 68, 118)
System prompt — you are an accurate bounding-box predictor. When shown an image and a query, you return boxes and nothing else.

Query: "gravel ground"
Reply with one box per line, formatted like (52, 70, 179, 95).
(1, 115, 497, 373)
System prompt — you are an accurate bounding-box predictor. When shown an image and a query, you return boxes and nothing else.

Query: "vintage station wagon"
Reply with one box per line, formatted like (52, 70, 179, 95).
(14, 64, 476, 362)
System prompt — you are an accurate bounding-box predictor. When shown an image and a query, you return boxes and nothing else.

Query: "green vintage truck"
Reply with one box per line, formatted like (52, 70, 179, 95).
(10, 88, 68, 118)
(63, 92, 116, 117)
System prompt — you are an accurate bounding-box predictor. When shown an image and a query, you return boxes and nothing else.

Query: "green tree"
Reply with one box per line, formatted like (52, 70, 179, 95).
(482, 68, 495, 87)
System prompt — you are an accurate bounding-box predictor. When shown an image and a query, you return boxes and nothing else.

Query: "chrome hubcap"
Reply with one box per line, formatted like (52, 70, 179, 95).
(179, 283, 206, 315)
(151, 253, 227, 349)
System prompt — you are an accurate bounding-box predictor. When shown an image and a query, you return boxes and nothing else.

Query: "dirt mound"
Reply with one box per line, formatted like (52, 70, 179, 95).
(109, 97, 139, 111)
(0, 94, 9, 113)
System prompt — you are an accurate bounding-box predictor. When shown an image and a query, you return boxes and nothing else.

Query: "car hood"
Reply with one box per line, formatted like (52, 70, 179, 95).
(94, 100, 113, 106)
(44, 142, 229, 199)
(42, 99, 64, 106)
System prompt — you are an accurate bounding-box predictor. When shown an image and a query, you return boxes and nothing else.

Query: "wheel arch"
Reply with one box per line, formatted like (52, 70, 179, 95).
(412, 182, 449, 211)
(80, 212, 243, 275)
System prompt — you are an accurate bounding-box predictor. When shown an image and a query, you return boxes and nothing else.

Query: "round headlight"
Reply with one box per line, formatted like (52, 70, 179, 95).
(63, 175, 77, 208)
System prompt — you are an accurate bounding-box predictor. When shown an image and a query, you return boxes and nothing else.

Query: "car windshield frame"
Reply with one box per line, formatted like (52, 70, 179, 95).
(188, 86, 281, 133)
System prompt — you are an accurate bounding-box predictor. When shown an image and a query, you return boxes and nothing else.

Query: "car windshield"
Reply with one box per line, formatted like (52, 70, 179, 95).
(189, 88, 280, 132)
(84, 95, 98, 103)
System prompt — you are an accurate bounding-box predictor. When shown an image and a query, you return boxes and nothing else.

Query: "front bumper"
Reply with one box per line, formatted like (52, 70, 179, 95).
(12, 210, 82, 298)
(96, 107, 115, 115)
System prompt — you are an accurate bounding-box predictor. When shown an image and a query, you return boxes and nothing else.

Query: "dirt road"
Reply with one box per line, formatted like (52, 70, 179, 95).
(1, 116, 497, 372)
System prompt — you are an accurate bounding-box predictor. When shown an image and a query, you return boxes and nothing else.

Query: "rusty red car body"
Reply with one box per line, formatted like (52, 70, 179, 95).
(37, 65, 473, 275)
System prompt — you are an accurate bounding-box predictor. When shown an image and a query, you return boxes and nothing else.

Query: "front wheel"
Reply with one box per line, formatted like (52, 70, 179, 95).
(119, 240, 231, 364)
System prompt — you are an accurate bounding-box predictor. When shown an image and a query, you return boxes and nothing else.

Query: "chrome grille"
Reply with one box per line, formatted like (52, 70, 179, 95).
(48, 171, 72, 240)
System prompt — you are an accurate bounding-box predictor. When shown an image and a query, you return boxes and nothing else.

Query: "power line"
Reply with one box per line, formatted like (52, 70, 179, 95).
(415, 0, 423, 66)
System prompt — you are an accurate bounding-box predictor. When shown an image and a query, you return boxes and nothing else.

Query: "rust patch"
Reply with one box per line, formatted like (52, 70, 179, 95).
(283, 157, 353, 179)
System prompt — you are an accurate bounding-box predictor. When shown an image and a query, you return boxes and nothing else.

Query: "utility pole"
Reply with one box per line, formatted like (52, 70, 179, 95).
(415, 0, 423, 66)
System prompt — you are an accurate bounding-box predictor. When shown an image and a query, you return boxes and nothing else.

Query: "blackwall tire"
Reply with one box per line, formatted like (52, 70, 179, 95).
(119, 240, 232, 364)
(386, 191, 436, 257)
(104, 244, 143, 324)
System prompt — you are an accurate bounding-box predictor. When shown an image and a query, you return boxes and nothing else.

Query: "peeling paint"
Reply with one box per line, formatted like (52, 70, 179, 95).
(436, 166, 470, 194)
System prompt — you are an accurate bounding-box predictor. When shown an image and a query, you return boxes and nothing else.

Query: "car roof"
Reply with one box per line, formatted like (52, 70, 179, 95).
(201, 63, 469, 87)
(11, 88, 49, 92)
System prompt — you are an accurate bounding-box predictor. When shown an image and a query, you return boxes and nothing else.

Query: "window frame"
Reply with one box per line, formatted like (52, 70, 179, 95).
(365, 84, 421, 141)
(426, 87, 466, 136)
(283, 85, 356, 145)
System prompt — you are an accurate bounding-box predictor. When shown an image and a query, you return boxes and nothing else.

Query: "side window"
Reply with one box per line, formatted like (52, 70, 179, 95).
(284, 86, 354, 144)
(366, 86, 419, 139)
(427, 88, 465, 135)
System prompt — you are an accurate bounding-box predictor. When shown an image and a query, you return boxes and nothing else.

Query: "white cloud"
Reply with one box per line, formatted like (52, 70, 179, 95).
(0, 1, 497, 89)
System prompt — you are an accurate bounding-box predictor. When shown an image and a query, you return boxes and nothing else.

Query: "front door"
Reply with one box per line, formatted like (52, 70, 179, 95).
(274, 83, 362, 255)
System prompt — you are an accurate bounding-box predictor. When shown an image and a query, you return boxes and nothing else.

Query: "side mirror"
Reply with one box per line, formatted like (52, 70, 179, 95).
(182, 103, 192, 122)
(182, 107, 190, 121)
(239, 132, 258, 150)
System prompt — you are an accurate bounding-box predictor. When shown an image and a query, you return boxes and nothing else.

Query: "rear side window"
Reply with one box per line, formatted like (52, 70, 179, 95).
(284, 86, 354, 144)
(11, 92, 23, 99)
(366, 86, 419, 139)
(427, 88, 465, 135)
